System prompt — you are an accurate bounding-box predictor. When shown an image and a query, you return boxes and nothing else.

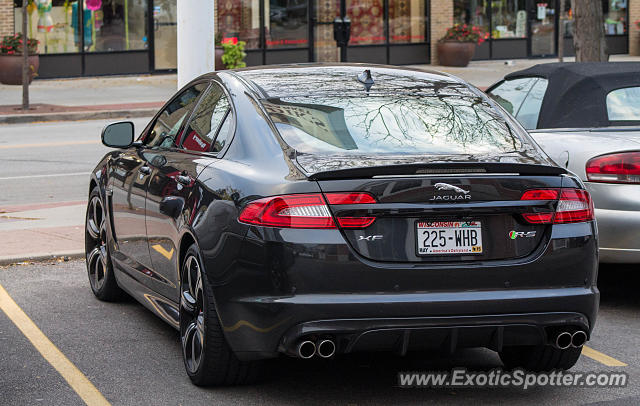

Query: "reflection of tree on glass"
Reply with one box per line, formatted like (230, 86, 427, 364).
(265, 93, 521, 156)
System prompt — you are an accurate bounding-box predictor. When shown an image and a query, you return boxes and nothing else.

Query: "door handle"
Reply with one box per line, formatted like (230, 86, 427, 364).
(177, 175, 192, 185)
(139, 166, 152, 175)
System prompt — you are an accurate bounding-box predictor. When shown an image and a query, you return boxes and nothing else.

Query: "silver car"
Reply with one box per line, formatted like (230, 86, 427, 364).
(487, 62, 640, 263)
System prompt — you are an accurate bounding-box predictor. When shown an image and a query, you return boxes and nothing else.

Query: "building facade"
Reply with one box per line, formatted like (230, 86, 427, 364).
(0, 0, 637, 78)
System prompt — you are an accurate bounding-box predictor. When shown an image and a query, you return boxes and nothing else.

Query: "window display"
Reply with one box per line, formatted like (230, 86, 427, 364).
(85, 0, 148, 52)
(454, 0, 489, 34)
(217, 0, 261, 49)
(14, 0, 80, 53)
(389, 0, 426, 44)
(490, 0, 527, 39)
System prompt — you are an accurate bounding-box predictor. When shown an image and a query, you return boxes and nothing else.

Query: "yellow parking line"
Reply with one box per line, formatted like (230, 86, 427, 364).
(0, 283, 111, 406)
(0, 140, 99, 149)
(582, 345, 627, 367)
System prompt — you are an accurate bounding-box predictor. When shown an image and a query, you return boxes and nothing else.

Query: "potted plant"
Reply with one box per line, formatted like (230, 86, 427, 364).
(221, 38, 247, 69)
(437, 24, 488, 67)
(0, 33, 39, 85)
(215, 32, 226, 71)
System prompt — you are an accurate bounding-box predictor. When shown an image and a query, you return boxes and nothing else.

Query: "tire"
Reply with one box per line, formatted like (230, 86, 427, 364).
(499, 345, 582, 372)
(85, 186, 125, 302)
(179, 243, 262, 386)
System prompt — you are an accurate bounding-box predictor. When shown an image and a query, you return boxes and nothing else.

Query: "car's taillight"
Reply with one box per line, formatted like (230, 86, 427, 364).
(520, 188, 594, 224)
(554, 189, 594, 223)
(586, 151, 640, 184)
(238, 192, 376, 229)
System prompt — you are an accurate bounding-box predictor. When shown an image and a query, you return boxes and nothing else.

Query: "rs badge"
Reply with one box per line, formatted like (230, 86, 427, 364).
(509, 230, 536, 239)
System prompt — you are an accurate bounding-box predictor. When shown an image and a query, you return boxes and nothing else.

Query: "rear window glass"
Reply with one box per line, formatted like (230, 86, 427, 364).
(262, 95, 523, 156)
(606, 87, 640, 121)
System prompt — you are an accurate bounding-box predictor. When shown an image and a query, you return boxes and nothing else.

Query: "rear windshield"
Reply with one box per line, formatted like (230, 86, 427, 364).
(606, 87, 640, 121)
(262, 95, 523, 156)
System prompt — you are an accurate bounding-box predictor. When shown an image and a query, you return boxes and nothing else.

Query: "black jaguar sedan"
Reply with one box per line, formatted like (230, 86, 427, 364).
(86, 64, 599, 386)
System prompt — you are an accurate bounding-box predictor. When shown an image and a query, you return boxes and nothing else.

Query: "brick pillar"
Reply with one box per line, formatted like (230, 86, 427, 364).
(430, 0, 454, 64)
(0, 0, 14, 37)
(630, 0, 640, 56)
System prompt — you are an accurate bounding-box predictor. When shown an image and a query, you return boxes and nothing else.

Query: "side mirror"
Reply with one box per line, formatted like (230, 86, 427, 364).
(102, 121, 134, 148)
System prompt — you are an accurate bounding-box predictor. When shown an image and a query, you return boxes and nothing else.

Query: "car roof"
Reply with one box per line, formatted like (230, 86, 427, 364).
(503, 62, 640, 128)
(227, 63, 475, 99)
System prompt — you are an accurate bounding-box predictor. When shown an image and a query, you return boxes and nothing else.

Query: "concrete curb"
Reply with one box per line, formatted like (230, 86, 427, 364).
(0, 108, 157, 124)
(0, 250, 85, 266)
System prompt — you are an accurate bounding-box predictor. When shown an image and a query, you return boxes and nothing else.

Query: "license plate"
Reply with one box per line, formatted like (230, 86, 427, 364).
(416, 221, 483, 255)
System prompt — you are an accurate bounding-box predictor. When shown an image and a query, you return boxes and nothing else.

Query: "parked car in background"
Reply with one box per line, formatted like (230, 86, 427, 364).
(88, 64, 598, 386)
(487, 62, 640, 263)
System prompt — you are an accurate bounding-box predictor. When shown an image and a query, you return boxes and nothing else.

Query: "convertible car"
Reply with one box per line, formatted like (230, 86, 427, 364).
(87, 64, 598, 386)
(487, 63, 640, 263)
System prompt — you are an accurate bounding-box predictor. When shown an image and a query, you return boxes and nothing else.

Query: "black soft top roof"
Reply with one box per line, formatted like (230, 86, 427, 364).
(504, 62, 640, 128)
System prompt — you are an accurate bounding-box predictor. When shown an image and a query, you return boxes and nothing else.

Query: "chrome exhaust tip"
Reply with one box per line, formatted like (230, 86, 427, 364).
(571, 331, 588, 348)
(297, 340, 316, 359)
(555, 331, 573, 350)
(317, 339, 336, 359)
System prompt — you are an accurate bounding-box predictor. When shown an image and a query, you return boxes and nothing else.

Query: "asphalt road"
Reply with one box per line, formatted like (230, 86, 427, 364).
(0, 260, 638, 405)
(0, 118, 152, 206)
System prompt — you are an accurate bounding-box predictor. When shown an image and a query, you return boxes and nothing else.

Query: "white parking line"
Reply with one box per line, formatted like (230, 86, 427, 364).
(0, 172, 90, 181)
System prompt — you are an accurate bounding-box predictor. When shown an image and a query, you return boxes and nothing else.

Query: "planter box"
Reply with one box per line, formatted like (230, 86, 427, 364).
(437, 42, 476, 67)
(0, 54, 40, 85)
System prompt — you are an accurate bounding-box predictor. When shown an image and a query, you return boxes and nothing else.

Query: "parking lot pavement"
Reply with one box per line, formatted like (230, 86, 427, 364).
(0, 261, 638, 405)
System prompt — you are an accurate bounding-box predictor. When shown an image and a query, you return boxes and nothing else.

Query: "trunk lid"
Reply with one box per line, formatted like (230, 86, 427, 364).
(315, 164, 566, 263)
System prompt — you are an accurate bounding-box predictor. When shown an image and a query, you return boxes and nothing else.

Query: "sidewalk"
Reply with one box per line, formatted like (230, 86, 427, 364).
(0, 74, 176, 124)
(0, 201, 86, 265)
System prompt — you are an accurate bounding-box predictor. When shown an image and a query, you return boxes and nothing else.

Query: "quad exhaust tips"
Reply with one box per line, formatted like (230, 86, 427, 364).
(571, 330, 588, 348)
(555, 332, 573, 349)
(297, 340, 316, 359)
(317, 339, 336, 358)
(554, 330, 588, 349)
(295, 338, 336, 359)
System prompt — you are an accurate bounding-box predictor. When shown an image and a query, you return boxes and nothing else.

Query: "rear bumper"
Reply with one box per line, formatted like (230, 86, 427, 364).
(204, 222, 599, 361)
(279, 311, 591, 357)
(594, 208, 640, 263)
(587, 182, 640, 263)
(227, 287, 598, 360)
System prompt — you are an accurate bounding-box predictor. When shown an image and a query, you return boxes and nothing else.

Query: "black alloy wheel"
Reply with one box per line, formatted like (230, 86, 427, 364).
(179, 243, 262, 386)
(85, 186, 124, 301)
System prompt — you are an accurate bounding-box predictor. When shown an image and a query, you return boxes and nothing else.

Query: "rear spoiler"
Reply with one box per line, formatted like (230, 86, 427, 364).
(308, 163, 567, 180)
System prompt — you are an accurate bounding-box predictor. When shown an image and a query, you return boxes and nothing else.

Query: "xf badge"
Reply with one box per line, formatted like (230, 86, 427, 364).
(358, 235, 383, 241)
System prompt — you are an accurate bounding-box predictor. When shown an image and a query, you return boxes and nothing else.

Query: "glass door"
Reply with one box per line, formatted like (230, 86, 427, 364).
(529, 0, 556, 57)
(153, 0, 178, 70)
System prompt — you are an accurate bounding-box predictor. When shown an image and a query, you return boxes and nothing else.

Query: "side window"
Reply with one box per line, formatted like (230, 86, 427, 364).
(488, 77, 539, 116)
(145, 83, 209, 148)
(181, 83, 232, 153)
(212, 111, 233, 153)
(515, 78, 548, 130)
(606, 87, 640, 121)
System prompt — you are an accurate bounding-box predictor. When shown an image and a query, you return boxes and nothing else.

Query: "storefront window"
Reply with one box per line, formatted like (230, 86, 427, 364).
(82, 0, 148, 52)
(217, 0, 261, 49)
(562, 0, 627, 38)
(389, 0, 426, 44)
(14, 0, 80, 54)
(491, 0, 527, 39)
(603, 0, 627, 35)
(454, 0, 489, 34)
(267, 0, 309, 48)
(347, 0, 384, 45)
